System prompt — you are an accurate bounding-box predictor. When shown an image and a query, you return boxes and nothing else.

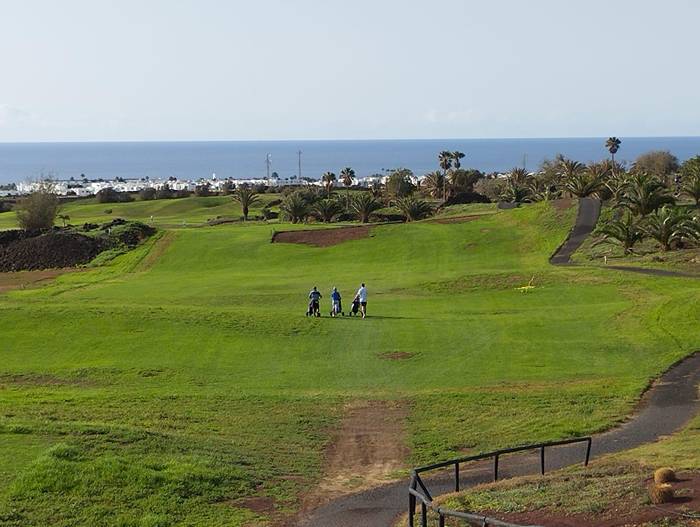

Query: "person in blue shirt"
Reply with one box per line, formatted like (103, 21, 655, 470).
(307, 286, 322, 317)
(330, 287, 343, 317)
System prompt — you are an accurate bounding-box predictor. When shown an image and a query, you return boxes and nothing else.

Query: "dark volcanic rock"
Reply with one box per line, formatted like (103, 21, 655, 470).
(0, 231, 112, 272)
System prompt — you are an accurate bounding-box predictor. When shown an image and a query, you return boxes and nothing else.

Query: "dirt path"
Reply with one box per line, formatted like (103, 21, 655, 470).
(294, 400, 409, 525)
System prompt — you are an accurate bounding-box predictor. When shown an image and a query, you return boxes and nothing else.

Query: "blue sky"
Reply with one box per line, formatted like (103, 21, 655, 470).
(0, 0, 698, 141)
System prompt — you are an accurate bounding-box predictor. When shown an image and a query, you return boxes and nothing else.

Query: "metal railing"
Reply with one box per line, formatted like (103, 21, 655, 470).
(408, 437, 592, 527)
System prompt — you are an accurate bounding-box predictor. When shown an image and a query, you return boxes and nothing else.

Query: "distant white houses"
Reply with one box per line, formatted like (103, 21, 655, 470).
(10, 172, 393, 196)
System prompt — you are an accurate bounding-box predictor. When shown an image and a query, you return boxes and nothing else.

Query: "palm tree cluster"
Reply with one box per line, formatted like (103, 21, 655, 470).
(594, 164, 700, 253)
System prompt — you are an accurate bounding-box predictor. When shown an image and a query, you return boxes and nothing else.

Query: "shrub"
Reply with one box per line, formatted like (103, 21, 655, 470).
(654, 467, 676, 484)
(474, 178, 506, 202)
(16, 180, 60, 230)
(194, 183, 212, 197)
(139, 187, 157, 201)
(648, 483, 674, 504)
(96, 188, 134, 203)
(443, 191, 491, 206)
(385, 168, 416, 198)
(594, 213, 645, 254)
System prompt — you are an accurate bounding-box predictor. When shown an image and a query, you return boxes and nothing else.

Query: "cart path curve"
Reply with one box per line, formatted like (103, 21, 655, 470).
(295, 352, 700, 527)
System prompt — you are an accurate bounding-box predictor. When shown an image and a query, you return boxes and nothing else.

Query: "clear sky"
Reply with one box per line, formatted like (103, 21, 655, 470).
(0, 0, 698, 142)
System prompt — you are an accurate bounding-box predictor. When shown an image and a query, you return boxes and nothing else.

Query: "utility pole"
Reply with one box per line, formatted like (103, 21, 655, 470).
(265, 153, 271, 180)
(297, 150, 302, 180)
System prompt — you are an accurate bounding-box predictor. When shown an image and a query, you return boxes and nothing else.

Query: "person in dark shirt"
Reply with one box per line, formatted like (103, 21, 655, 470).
(308, 286, 322, 317)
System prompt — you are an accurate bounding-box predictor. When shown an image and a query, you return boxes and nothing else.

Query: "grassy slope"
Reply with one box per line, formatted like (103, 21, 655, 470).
(1, 202, 700, 525)
(0, 195, 281, 229)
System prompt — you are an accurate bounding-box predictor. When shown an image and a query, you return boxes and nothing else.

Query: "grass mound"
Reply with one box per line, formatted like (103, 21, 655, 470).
(654, 467, 676, 484)
(648, 483, 674, 504)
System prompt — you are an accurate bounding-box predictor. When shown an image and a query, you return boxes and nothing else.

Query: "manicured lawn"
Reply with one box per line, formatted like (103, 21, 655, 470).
(1, 201, 700, 525)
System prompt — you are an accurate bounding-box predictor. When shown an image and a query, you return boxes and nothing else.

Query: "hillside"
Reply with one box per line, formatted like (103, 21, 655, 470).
(1, 201, 699, 526)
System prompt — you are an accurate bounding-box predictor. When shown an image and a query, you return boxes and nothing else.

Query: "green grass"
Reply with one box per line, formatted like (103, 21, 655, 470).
(0, 195, 282, 229)
(2, 201, 700, 525)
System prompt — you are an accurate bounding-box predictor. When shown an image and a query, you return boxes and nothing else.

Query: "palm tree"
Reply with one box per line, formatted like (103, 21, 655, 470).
(279, 192, 309, 224)
(559, 160, 606, 198)
(232, 186, 261, 221)
(421, 171, 445, 199)
(350, 193, 382, 223)
(595, 213, 644, 254)
(311, 198, 342, 223)
(58, 214, 70, 227)
(451, 151, 465, 169)
(438, 151, 453, 200)
(528, 177, 560, 202)
(681, 166, 700, 207)
(394, 196, 433, 222)
(619, 172, 675, 216)
(605, 173, 628, 208)
(605, 137, 622, 168)
(339, 167, 355, 208)
(508, 167, 531, 186)
(500, 177, 531, 203)
(641, 205, 700, 251)
(321, 172, 336, 197)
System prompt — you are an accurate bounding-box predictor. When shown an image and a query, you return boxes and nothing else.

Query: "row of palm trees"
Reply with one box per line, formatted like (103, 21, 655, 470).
(276, 189, 433, 224)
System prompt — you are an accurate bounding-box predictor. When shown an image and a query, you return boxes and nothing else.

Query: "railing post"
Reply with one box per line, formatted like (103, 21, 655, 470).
(421, 502, 427, 527)
(540, 446, 545, 475)
(408, 493, 415, 527)
(439, 511, 445, 527)
(494, 454, 499, 481)
(585, 438, 592, 466)
(455, 462, 460, 492)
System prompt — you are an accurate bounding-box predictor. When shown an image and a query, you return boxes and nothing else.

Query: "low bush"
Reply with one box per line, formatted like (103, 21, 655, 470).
(653, 467, 676, 484)
(96, 188, 134, 204)
(648, 483, 674, 504)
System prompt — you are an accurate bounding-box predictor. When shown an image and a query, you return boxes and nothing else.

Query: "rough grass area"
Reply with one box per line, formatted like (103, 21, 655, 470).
(431, 414, 700, 527)
(0, 194, 283, 230)
(2, 200, 700, 525)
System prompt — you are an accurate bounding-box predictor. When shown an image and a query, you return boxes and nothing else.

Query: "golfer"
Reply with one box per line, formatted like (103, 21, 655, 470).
(308, 286, 322, 317)
(356, 283, 367, 318)
(330, 287, 342, 317)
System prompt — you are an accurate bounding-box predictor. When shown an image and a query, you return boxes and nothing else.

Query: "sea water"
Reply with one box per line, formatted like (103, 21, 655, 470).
(0, 137, 699, 184)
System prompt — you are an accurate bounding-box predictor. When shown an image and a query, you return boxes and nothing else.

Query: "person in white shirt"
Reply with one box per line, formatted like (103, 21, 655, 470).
(356, 283, 367, 319)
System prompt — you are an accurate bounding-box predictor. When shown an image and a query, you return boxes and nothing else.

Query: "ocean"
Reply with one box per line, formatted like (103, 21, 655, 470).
(0, 137, 699, 185)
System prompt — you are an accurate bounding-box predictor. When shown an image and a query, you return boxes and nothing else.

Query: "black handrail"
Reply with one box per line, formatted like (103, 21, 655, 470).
(408, 437, 592, 527)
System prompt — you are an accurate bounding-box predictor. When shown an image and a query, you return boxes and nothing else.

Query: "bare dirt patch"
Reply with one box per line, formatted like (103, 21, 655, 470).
(272, 226, 371, 247)
(551, 198, 575, 212)
(0, 269, 73, 294)
(378, 352, 415, 360)
(228, 496, 276, 514)
(431, 215, 484, 224)
(489, 471, 700, 527)
(300, 400, 409, 512)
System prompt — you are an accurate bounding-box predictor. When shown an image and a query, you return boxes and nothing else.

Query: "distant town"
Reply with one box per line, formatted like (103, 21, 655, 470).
(0, 173, 393, 197)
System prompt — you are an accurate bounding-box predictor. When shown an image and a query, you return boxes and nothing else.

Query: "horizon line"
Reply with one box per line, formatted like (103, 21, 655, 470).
(1, 135, 700, 145)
